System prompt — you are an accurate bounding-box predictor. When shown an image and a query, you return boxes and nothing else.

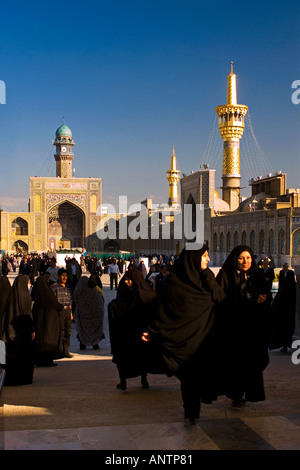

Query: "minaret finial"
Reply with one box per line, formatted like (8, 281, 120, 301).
(226, 63, 237, 105)
(166, 146, 181, 206)
(230, 61, 233, 74)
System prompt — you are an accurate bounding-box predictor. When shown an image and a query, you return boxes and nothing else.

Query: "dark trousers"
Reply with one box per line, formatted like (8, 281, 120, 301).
(110, 273, 118, 289)
(179, 373, 201, 419)
(60, 307, 72, 354)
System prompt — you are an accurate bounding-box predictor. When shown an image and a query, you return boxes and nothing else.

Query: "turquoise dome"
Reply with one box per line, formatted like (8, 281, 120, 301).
(55, 124, 72, 138)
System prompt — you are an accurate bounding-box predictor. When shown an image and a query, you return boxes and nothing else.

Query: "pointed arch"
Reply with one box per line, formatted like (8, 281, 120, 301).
(11, 217, 28, 236)
(48, 200, 85, 250)
(250, 230, 255, 252)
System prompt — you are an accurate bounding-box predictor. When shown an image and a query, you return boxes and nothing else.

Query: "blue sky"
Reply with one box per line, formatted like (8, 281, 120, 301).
(0, 0, 299, 211)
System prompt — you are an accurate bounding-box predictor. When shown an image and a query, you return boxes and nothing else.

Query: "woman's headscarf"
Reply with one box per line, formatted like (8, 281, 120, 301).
(170, 245, 209, 288)
(220, 245, 257, 275)
(121, 265, 158, 304)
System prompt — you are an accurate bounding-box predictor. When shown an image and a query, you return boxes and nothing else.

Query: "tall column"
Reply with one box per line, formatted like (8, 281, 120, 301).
(215, 62, 248, 211)
(166, 146, 181, 206)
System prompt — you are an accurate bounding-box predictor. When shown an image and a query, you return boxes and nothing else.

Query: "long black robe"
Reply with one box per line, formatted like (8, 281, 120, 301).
(148, 247, 226, 413)
(4, 275, 35, 386)
(0, 276, 11, 342)
(149, 248, 226, 373)
(108, 266, 161, 380)
(269, 268, 296, 349)
(31, 275, 64, 365)
(216, 245, 271, 402)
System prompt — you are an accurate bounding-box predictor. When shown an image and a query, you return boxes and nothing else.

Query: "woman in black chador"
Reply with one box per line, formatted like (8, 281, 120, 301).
(31, 275, 64, 366)
(4, 275, 35, 386)
(216, 245, 271, 408)
(147, 246, 226, 426)
(108, 265, 159, 391)
(0, 275, 12, 342)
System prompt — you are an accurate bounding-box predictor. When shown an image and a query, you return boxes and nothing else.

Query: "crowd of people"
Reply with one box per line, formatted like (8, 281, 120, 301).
(0, 247, 297, 426)
(0, 253, 108, 385)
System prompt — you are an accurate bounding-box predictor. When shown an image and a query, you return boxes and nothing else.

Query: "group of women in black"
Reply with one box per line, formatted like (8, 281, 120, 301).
(108, 245, 272, 425)
(0, 273, 68, 386)
(1, 245, 273, 424)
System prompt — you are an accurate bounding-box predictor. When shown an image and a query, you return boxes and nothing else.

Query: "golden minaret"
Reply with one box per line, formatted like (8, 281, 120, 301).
(166, 146, 181, 206)
(215, 62, 248, 211)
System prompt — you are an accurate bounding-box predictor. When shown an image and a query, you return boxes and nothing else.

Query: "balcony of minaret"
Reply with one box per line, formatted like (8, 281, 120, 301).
(215, 105, 248, 140)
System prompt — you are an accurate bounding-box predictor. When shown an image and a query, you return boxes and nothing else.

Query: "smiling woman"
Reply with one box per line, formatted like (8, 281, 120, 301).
(216, 245, 271, 409)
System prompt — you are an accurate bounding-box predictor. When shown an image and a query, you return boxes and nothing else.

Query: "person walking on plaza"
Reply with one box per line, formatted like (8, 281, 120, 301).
(137, 260, 147, 279)
(18, 257, 32, 277)
(89, 271, 103, 292)
(87, 256, 97, 275)
(216, 245, 271, 409)
(108, 266, 158, 391)
(46, 258, 60, 285)
(154, 264, 169, 296)
(260, 257, 275, 302)
(73, 276, 105, 350)
(147, 246, 226, 426)
(66, 257, 82, 293)
(270, 262, 297, 352)
(117, 257, 124, 274)
(3, 275, 35, 385)
(108, 258, 120, 290)
(96, 257, 103, 276)
(31, 275, 64, 366)
(51, 268, 73, 358)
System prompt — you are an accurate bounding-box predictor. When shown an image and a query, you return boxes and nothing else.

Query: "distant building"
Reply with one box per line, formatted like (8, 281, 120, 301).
(0, 122, 102, 254)
(181, 64, 300, 269)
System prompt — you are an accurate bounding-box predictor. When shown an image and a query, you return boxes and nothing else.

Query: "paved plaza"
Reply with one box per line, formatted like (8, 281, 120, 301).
(1, 271, 300, 452)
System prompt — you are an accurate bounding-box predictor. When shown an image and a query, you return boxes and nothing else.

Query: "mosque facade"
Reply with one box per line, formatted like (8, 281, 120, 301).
(0, 124, 102, 254)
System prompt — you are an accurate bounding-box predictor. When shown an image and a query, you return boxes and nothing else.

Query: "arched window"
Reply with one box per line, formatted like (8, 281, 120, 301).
(250, 230, 255, 252)
(234, 231, 239, 247)
(11, 217, 28, 236)
(269, 229, 275, 254)
(90, 195, 97, 213)
(242, 231, 247, 245)
(292, 228, 300, 255)
(35, 217, 41, 235)
(220, 233, 224, 252)
(34, 194, 41, 212)
(259, 230, 265, 253)
(278, 229, 285, 255)
(226, 232, 231, 252)
(213, 232, 218, 252)
(186, 194, 197, 233)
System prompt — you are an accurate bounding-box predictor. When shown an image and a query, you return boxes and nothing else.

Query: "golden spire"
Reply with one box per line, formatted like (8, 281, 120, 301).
(170, 146, 177, 171)
(215, 63, 248, 211)
(166, 146, 181, 206)
(227, 61, 237, 105)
